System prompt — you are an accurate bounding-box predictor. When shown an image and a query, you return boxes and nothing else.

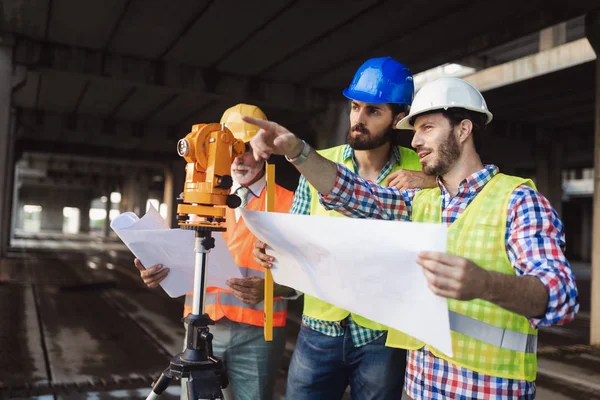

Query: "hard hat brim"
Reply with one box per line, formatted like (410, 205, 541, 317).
(342, 88, 407, 105)
(395, 106, 493, 130)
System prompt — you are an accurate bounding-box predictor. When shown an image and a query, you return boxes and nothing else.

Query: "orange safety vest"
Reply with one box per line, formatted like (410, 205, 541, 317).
(183, 183, 294, 327)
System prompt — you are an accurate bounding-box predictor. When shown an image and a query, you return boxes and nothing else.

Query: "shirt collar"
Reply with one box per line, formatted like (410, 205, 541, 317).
(436, 164, 499, 195)
(231, 172, 266, 198)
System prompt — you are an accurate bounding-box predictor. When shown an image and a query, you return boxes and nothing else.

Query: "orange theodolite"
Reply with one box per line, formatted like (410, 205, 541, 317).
(148, 122, 245, 400)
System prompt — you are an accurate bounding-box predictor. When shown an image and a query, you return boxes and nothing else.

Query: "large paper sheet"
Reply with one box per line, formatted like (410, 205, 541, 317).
(241, 209, 452, 356)
(110, 206, 241, 298)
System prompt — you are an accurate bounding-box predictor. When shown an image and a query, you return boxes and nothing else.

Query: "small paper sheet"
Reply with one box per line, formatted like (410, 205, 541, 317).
(241, 209, 453, 356)
(110, 206, 242, 298)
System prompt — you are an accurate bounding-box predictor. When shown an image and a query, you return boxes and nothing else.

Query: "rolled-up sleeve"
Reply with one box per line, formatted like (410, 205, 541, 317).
(506, 185, 579, 328)
(319, 163, 414, 221)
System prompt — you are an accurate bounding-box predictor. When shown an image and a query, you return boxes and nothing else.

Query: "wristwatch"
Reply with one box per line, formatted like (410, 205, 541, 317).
(285, 139, 311, 165)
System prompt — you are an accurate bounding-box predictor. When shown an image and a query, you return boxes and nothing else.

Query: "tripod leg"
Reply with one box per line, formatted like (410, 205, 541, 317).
(146, 370, 172, 400)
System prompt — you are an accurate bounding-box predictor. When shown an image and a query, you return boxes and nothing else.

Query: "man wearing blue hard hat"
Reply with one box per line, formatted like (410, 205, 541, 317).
(264, 56, 435, 399)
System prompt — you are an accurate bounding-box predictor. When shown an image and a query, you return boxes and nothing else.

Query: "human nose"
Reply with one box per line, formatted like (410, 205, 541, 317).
(411, 131, 423, 149)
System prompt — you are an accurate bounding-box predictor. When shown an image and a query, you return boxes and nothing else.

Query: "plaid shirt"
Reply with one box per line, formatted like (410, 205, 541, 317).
(320, 163, 579, 399)
(290, 144, 403, 347)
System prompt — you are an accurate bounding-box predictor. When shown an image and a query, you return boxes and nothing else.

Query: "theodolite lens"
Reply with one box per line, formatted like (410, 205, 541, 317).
(177, 139, 190, 157)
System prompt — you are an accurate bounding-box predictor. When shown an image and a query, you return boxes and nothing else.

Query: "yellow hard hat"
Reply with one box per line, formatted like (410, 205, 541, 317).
(220, 103, 268, 143)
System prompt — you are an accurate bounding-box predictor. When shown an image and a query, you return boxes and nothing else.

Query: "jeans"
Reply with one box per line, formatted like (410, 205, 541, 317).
(286, 323, 407, 400)
(181, 318, 286, 400)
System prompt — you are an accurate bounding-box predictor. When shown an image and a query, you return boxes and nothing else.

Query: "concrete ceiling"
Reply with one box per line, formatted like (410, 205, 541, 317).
(1, 0, 599, 162)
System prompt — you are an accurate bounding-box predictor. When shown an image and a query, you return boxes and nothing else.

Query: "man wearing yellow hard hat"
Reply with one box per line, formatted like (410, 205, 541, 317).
(135, 104, 296, 400)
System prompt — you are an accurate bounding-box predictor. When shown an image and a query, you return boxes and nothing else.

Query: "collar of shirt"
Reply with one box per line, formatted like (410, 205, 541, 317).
(342, 144, 401, 184)
(435, 164, 499, 203)
(232, 173, 266, 222)
(231, 173, 266, 201)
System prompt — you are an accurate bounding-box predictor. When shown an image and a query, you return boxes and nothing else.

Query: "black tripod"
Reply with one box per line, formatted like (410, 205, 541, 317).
(146, 229, 228, 400)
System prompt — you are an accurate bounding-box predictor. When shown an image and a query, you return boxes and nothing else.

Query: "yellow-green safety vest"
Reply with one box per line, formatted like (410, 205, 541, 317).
(305, 144, 422, 330)
(386, 173, 538, 381)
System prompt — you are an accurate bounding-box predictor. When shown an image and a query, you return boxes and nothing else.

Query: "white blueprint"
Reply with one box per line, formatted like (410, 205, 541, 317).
(241, 209, 452, 356)
(111, 206, 241, 298)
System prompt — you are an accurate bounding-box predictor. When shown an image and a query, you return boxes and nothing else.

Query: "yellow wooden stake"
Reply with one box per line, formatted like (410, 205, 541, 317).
(264, 163, 275, 341)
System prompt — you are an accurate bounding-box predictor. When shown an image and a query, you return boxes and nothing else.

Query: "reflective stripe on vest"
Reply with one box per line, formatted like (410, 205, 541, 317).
(303, 144, 422, 330)
(449, 310, 537, 354)
(186, 292, 287, 313)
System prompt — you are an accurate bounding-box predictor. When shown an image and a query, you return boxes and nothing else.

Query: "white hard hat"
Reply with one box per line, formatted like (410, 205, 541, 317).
(396, 77, 493, 130)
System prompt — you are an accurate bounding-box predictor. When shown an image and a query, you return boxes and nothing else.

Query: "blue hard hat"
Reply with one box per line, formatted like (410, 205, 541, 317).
(342, 57, 414, 105)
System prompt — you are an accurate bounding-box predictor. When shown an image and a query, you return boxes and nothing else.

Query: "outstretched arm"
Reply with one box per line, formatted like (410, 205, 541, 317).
(244, 116, 413, 221)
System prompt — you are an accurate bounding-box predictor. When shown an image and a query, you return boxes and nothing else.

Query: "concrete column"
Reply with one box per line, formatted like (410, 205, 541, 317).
(10, 176, 20, 237)
(586, 9, 600, 345)
(135, 172, 149, 216)
(79, 195, 92, 234)
(120, 173, 137, 214)
(539, 22, 567, 51)
(103, 193, 112, 237)
(40, 204, 63, 232)
(120, 170, 149, 216)
(309, 99, 350, 149)
(581, 203, 592, 262)
(164, 161, 186, 228)
(0, 35, 13, 256)
(534, 128, 563, 216)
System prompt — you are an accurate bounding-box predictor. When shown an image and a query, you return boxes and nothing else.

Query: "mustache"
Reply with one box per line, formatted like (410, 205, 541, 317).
(232, 165, 251, 171)
(416, 146, 434, 154)
(351, 124, 370, 135)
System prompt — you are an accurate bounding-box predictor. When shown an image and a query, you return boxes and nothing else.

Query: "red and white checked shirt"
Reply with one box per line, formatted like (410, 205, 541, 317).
(320, 163, 579, 399)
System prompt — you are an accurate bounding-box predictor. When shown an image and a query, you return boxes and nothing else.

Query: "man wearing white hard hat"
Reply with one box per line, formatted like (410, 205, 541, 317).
(245, 77, 579, 399)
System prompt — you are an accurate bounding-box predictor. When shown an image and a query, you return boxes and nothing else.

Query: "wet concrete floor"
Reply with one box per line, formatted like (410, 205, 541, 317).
(0, 235, 597, 399)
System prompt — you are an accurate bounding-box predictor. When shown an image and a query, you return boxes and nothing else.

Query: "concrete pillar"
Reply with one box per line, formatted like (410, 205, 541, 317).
(103, 193, 112, 237)
(10, 177, 20, 237)
(120, 173, 137, 214)
(581, 203, 592, 262)
(135, 172, 149, 216)
(0, 35, 13, 256)
(120, 170, 149, 216)
(79, 196, 92, 234)
(309, 99, 350, 149)
(40, 203, 64, 232)
(534, 128, 563, 216)
(164, 161, 186, 228)
(586, 9, 600, 345)
(539, 22, 567, 52)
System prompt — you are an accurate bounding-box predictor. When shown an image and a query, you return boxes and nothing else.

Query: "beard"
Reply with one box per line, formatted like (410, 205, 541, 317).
(231, 163, 264, 186)
(347, 121, 394, 150)
(420, 130, 461, 176)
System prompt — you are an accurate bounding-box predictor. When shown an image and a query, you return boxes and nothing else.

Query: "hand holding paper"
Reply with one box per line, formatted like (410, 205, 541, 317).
(241, 208, 453, 356)
(111, 206, 242, 298)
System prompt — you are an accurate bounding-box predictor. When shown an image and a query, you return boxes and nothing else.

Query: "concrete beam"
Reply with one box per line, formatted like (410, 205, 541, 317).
(464, 38, 596, 92)
(16, 108, 180, 156)
(17, 154, 164, 182)
(13, 38, 332, 112)
(539, 23, 567, 51)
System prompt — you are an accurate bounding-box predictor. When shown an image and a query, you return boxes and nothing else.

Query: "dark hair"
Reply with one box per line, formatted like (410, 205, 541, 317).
(389, 103, 410, 119)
